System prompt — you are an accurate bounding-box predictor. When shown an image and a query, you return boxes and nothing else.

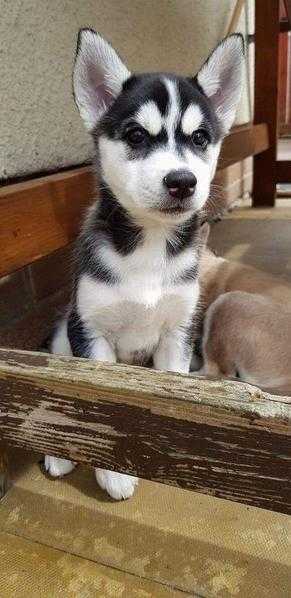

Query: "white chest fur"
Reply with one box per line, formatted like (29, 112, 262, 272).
(77, 231, 199, 363)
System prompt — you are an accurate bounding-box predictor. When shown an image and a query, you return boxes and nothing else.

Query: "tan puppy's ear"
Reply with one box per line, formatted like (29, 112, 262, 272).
(200, 222, 210, 245)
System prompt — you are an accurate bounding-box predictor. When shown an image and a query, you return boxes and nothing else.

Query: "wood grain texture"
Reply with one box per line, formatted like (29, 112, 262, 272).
(253, 0, 280, 207)
(0, 446, 9, 499)
(0, 286, 69, 351)
(218, 123, 269, 170)
(0, 348, 290, 514)
(0, 125, 269, 278)
(0, 167, 94, 278)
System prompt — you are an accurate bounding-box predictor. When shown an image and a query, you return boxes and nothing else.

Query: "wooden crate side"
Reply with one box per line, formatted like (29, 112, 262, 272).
(0, 348, 290, 514)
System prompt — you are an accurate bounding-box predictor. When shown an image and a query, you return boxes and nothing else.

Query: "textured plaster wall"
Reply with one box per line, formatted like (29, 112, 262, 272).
(0, 0, 253, 180)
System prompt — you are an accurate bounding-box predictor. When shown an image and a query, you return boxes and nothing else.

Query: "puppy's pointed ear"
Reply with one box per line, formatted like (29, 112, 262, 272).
(197, 34, 244, 134)
(73, 29, 131, 131)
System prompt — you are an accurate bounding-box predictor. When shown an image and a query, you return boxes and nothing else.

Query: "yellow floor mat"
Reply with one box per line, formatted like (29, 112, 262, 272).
(0, 451, 290, 597)
(0, 531, 188, 597)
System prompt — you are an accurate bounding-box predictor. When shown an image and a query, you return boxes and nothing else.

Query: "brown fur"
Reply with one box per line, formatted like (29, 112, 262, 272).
(197, 234, 291, 394)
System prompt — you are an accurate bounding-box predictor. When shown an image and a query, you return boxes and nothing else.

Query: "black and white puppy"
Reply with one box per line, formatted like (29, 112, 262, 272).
(45, 30, 244, 499)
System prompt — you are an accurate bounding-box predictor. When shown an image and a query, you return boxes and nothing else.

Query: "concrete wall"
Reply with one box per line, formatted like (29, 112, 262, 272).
(0, 0, 253, 180)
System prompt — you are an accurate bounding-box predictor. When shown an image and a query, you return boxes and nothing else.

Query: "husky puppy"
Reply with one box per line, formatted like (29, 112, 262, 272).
(45, 29, 244, 499)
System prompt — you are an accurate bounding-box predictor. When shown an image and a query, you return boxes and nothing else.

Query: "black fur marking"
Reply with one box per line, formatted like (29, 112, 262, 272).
(177, 78, 221, 144)
(67, 309, 92, 358)
(166, 213, 200, 257)
(79, 248, 118, 283)
(125, 127, 168, 160)
(193, 334, 203, 360)
(98, 75, 170, 141)
(178, 263, 199, 283)
(96, 73, 222, 164)
(93, 184, 143, 256)
(181, 321, 195, 360)
(76, 230, 118, 284)
(75, 184, 143, 281)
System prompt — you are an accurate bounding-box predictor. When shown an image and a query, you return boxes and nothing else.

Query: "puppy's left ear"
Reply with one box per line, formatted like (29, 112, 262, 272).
(197, 34, 244, 134)
(73, 29, 131, 131)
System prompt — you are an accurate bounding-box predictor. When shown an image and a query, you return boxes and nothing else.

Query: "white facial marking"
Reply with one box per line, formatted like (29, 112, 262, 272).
(163, 79, 180, 149)
(136, 101, 163, 136)
(98, 75, 221, 221)
(181, 104, 203, 136)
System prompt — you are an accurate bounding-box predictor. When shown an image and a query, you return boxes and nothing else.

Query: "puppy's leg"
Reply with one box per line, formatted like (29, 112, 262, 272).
(45, 320, 76, 478)
(153, 329, 192, 374)
(90, 339, 139, 501)
(46, 321, 137, 499)
(202, 293, 243, 378)
(98, 329, 192, 501)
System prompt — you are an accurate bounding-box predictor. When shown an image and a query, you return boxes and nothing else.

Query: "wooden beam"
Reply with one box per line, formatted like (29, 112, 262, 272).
(253, 0, 280, 207)
(0, 167, 94, 278)
(0, 348, 290, 514)
(276, 160, 291, 183)
(0, 124, 270, 279)
(0, 447, 9, 499)
(218, 123, 269, 170)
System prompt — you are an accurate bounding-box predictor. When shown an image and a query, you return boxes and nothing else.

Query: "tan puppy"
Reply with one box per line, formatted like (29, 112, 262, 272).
(196, 226, 291, 394)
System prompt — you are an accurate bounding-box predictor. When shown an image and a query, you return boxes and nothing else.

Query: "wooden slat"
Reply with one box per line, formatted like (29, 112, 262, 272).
(276, 159, 291, 183)
(253, 0, 280, 207)
(218, 123, 269, 170)
(0, 348, 290, 514)
(0, 447, 9, 499)
(0, 167, 94, 278)
(0, 124, 269, 279)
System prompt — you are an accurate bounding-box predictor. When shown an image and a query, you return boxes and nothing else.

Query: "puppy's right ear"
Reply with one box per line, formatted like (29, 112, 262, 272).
(73, 29, 131, 131)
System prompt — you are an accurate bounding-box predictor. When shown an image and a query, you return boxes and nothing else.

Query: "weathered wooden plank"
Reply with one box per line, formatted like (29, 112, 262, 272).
(0, 348, 290, 513)
(0, 124, 269, 278)
(0, 167, 94, 278)
(0, 446, 9, 499)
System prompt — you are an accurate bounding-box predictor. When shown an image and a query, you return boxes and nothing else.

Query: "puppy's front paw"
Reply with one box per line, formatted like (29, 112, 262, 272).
(44, 456, 75, 478)
(95, 469, 138, 500)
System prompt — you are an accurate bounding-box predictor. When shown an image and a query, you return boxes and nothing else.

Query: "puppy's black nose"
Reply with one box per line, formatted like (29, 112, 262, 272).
(163, 170, 197, 199)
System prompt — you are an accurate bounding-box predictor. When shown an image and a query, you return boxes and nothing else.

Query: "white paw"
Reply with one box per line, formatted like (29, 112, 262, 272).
(44, 456, 75, 477)
(95, 469, 138, 500)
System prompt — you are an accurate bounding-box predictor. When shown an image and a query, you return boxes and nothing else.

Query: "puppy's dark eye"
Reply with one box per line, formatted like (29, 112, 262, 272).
(125, 127, 147, 146)
(191, 129, 209, 149)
